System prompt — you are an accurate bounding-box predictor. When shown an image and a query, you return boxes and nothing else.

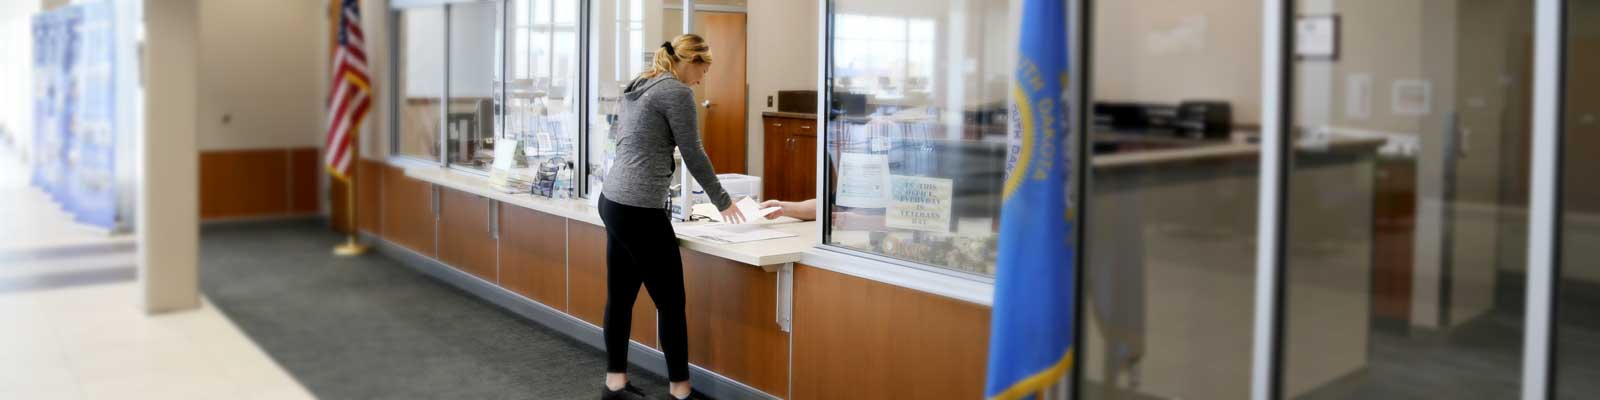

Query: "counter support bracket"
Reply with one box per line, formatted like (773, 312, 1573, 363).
(772, 262, 794, 333)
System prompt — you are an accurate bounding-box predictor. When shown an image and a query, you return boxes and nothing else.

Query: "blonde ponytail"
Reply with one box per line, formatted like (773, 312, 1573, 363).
(639, 34, 714, 80)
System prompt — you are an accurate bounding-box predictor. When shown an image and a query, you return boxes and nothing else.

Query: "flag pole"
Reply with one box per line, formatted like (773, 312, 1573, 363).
(334, 168, 368, 256)
(329, 0, 367, 257)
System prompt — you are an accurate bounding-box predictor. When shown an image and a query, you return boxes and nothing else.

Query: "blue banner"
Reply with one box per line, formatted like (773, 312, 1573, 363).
(31, 1, 119, 230)
(984, 0, 1075, 398)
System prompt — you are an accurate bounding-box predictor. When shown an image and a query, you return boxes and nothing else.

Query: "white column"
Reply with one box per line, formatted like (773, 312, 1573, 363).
(139, 0, 201, 314)
(1251, 0, 1288, 398)
(681, 0, 693, 33)
(1521, 0, 1564, 397)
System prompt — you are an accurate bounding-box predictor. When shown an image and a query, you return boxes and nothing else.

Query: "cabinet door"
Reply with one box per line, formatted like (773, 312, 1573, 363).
(438, 188, 497, 283)
(790, 132, 818, 201)
(762, 117, 793, 200)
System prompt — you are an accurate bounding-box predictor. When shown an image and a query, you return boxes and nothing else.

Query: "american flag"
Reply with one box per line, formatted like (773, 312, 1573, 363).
(324, 0, 371, 180)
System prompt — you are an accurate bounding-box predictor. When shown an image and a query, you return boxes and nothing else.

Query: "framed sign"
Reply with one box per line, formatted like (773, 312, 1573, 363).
(1392, 79, 1433, 116)
(1296, 15, 1339, 61)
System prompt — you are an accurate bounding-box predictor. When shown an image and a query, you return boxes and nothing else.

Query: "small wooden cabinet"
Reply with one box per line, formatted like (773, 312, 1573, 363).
(762, 113, 819, 202)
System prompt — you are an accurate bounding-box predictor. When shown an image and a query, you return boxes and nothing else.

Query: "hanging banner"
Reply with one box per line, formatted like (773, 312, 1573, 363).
(31, 1, 119, 230)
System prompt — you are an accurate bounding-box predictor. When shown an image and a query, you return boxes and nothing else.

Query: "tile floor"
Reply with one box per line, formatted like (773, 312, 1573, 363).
(0, 282, 315, 400)
(0, 150, 133, 254)
(0, 151, 313, 400)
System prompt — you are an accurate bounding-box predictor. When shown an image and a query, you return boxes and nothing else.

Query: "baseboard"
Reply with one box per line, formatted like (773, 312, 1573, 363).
(200, 213, 324, 227)
(363, 232, 781, 400)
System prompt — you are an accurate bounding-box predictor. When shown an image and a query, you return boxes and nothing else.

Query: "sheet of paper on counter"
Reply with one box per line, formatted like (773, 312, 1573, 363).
(690, 197, 780, 223)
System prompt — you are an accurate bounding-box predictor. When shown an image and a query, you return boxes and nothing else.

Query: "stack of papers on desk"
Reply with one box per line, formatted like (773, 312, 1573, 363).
(677, 223, 798, 244)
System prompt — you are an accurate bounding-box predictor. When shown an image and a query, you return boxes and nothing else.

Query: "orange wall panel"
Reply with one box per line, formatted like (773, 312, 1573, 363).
(288, 148, 320, 215)
(199, 149, 288, 219)
(199, 147, 322, 221)
(792, 265, 990, 400)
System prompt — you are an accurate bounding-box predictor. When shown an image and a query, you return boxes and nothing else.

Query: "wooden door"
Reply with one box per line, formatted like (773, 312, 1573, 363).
(762, 118, 792, 200)
(698, 12, 748, 174)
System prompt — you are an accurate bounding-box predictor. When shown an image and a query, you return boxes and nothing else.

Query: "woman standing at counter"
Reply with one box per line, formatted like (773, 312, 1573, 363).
(597, 34, 742, 400)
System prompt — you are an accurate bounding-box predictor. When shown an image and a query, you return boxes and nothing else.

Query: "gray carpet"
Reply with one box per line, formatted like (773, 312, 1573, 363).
(199, 219, 668, 400)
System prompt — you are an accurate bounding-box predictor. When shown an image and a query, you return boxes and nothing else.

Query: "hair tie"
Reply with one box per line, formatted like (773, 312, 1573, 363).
(661, 42, 676, 57)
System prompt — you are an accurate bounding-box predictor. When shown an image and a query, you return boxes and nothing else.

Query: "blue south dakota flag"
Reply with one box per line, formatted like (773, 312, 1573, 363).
(985, 0, 1075, 398)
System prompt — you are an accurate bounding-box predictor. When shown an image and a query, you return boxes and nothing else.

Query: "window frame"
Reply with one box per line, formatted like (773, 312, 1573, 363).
(820, 0, 1001, 284)
(443, 0, 502, 177)
(389, 5, 448, 166)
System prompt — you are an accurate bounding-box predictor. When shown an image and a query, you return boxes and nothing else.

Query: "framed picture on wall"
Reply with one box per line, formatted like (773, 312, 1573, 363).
(1296, 15, 1339, 61)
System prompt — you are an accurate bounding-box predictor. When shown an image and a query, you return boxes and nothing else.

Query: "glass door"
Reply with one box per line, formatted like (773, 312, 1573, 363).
(1555, 0, 1600, 396)
(1281, 0, 1536, 398)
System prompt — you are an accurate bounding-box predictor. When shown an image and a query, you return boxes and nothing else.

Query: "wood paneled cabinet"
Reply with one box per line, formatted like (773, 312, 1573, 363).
(762, 114, 818, 202)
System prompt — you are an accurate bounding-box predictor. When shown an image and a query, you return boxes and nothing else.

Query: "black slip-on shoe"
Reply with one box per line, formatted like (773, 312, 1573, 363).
(601, 383, 647, 400)
(653, 389, 712, 400)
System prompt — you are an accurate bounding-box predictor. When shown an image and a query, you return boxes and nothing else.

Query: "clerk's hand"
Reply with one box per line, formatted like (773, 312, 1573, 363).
(720, 204, 746, 224)
(760, 200, 786, 220)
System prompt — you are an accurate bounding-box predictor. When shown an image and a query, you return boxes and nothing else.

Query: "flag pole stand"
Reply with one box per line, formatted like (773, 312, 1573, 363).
(333, 173, 368, 257)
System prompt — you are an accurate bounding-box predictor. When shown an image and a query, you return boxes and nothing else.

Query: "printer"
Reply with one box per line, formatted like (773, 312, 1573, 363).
(1175, 100, 1233, 139)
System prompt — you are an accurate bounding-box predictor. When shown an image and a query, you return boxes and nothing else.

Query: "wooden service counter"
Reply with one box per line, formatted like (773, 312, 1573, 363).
(360, 163, 995, 400)
(352, 132, 1382, 400)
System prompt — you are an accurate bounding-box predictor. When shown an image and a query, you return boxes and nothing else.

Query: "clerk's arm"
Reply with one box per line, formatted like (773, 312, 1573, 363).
(760, 199, 816, 221)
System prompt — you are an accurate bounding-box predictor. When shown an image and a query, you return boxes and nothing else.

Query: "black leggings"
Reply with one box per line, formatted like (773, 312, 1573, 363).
(597, 195, 690, 382)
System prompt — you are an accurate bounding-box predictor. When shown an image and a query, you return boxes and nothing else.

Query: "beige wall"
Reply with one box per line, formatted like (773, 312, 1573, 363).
(197, 0, 329, 152)
(745, 0, 818, 177)
(1094, 0, 1262, 125)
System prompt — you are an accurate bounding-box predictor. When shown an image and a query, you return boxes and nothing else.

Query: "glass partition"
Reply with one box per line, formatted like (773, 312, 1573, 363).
(1557, 0, 1600, 395)
(507, 0, 581, 173)
(587, 0, 664, 197)
(1079, 0, 1263, 398)
(1282, 0, 1533, 398)
(396, 7, 446, 161)
(445, 1, 504, 171)
(822, 0, 1014, 277)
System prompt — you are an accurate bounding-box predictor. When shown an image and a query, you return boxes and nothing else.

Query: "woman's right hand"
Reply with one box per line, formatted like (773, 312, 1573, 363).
(720, 204, 746, 224)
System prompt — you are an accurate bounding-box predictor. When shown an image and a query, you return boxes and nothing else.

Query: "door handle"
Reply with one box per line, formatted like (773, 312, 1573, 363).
(702, 100, 713, 109)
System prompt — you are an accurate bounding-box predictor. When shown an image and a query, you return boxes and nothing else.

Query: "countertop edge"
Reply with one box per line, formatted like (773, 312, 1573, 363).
(1093, 136, 1386, 170)
(760, 111, 818, 119)
(403, 166, 810, 267)
(797, 248, 995, 307)
(405, 166, 997, 306)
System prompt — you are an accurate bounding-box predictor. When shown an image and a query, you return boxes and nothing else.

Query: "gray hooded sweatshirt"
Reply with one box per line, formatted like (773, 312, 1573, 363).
(601, 74, 732, 211)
